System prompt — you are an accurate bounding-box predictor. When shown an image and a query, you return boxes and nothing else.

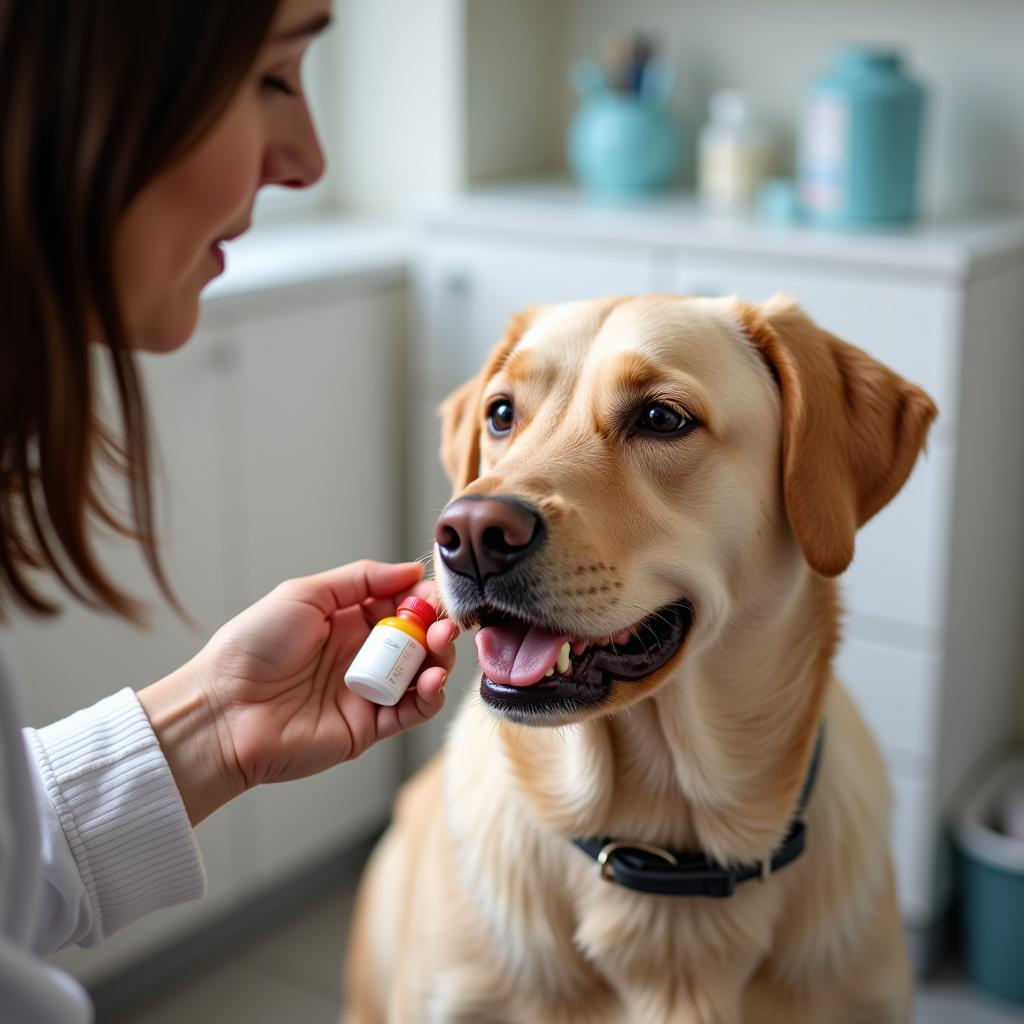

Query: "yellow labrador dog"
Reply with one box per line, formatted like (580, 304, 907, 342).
(343, 294, 936, 1024)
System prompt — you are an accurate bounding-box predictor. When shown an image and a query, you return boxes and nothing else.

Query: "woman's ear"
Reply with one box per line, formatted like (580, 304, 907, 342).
(735, 295, 938, 577)
(437, 306, 542, 494)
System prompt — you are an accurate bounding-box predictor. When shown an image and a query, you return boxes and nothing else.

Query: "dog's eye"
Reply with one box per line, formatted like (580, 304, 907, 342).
(639, 403, 691, 435)
(487, 399, 515, 436)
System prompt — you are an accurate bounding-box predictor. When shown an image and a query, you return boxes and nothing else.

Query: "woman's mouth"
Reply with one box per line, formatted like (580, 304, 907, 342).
(209, 242, 225, 274)
(208, 221, 249, 276)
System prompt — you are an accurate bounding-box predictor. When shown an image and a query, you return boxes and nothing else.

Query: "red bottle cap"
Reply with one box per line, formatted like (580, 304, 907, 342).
(397, 596, 437, 626)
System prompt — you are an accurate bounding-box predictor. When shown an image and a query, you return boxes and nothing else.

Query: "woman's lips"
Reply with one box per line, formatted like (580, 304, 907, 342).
(209, 242, 225, 273)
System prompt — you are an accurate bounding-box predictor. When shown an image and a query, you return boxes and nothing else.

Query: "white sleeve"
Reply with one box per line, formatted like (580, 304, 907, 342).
(23, 688, 207, 952)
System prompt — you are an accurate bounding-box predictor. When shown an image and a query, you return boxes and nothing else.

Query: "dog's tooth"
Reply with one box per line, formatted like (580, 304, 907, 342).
(545, 667, 555, 678)
(556, 642, 571, 674)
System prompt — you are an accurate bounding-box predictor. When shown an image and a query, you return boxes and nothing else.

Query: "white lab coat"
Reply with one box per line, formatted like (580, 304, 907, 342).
(0, 636, 205, 1023)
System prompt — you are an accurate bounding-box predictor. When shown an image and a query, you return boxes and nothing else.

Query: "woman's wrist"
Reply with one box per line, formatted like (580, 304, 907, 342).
(137, 661, 243, 826)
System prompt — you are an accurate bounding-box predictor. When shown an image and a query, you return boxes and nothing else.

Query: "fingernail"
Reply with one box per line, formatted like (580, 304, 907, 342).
(447, 624, 459, 645)
(439, 672, 448, 689)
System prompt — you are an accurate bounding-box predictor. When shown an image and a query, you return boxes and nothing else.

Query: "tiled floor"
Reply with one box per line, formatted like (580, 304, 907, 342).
(104, 876, 1024, 1024)
(104, 881, 356, 1024)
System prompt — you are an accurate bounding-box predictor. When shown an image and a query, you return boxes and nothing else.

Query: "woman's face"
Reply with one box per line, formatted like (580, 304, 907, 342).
(114, 0, 331, 353)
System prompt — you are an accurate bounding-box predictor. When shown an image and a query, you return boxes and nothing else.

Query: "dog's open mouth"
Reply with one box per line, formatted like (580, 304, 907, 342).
(473, 599, 693, 718)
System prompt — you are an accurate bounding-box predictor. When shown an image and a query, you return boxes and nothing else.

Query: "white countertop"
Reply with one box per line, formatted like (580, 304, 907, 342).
(421, 180, 1024, 281)
(194, 186, 1024, 321)
(201, 216, 411, 321)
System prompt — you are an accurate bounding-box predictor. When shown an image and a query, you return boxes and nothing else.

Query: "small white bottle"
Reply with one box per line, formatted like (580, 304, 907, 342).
(697, 89, 770, 216)
(344, 597, 437, 706)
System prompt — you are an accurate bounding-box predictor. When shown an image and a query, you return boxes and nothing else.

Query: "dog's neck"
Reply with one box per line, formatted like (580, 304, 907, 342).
(496, 561, 837, 865)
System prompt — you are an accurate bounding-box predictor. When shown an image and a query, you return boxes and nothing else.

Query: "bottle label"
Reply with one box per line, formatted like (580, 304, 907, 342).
(699, 141, 768, 211)
(799, 94, 848, 214)
(347, 625, 425, 692)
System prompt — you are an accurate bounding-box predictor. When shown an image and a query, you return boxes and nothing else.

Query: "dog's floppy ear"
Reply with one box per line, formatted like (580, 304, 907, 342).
(736, 295, 938, 577)
(439, 372, 485, 493)
(438, 306, 541, 492)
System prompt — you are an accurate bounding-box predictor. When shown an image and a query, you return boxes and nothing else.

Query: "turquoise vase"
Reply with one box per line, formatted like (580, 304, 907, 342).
(798, 46, 925, 225)
(567, 59, 682, 198)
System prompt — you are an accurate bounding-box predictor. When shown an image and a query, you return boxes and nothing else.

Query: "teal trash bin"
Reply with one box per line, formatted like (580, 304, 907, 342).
(955, 754, 1024, 1005)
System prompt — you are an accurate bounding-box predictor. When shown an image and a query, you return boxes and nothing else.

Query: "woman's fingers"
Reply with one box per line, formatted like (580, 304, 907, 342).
(426, 619, 459, 669)
(413, 665, 448, 706)
(373, 667, 447, 741)
(288, 560, 425, 617)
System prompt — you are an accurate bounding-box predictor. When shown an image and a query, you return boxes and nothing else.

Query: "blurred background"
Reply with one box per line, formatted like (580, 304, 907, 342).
(2, 1, 1024, 1021)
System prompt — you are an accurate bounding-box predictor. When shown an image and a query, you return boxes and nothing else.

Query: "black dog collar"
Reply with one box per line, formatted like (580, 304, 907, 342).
(572, 725, 825, 898)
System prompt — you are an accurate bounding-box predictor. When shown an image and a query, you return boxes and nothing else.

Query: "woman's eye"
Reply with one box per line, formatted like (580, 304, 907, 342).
(263, 74, 298, 97)
(487, 400, 515, 436)
(638, 403, 693, 435)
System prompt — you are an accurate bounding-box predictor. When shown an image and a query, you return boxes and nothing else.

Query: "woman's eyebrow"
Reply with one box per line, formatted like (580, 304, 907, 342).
(271, 12, 332, 43)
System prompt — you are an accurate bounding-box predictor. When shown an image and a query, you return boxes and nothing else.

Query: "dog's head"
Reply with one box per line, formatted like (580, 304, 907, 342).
(434, 294, 936, 725)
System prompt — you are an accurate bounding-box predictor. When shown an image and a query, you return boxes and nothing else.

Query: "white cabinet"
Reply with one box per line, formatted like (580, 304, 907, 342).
(413, 183, 1024, 969)
(211, 294, 408, 885)
(3, 272, 407, 984)
(3, 333, 241, 984)
(416, 233, 659, 396)
(668, 259, 962, 637)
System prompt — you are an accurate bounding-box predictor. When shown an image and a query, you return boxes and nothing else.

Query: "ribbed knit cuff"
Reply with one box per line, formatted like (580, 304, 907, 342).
(26, 688, 207, 942)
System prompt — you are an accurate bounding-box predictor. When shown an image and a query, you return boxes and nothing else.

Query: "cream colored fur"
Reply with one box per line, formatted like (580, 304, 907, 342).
(342, 295, 936, 1023)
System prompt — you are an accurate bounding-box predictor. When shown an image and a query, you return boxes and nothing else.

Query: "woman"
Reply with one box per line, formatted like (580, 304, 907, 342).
(0, 1, 456, 1019)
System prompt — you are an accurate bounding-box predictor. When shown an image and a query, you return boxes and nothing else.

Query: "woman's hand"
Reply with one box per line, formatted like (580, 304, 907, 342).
(139, 560, 457, 825)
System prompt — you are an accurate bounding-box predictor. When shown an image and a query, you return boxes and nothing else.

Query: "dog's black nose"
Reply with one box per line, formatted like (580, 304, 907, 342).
(435, 496, 543, 582)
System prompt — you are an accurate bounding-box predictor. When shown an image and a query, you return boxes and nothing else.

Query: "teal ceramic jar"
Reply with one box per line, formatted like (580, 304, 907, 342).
(567, 59, 682, 198)
(798, 46, 925, 225)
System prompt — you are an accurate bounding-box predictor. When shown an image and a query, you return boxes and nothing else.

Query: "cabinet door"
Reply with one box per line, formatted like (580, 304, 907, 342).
(214, 288, 406, 884)
(890, 769, 940, 925)
(670, 258, 957, 634)
(833, 638, 940, 765)
(416, 233, 661, 399)
(9, 339, 229, 725)
(671, 259, 960, 447)
(5, 334, 237, 984)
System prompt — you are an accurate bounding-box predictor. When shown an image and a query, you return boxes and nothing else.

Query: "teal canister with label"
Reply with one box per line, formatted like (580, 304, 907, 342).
(798, 46, 925, 225)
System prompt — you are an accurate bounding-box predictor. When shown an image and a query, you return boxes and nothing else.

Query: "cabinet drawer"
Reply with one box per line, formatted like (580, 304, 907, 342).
(890, 770, 940, 925)
(670, 259, 960, 446)
(835, 636, 940, 761)
(840, 444, 954, 631)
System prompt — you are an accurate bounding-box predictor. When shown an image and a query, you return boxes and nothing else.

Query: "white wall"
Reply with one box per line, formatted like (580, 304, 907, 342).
(565, 0, 1024, 215)
(464, 0, 569, 184)
(329, 0, 466, 216)
(319, 0, 1024, 219)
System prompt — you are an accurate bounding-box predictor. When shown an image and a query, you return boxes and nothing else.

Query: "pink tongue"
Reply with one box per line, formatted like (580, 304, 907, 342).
(475, 622, 571, 687)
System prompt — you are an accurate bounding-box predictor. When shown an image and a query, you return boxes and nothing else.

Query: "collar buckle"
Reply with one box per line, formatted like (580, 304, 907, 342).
(596, 840, 678, 882)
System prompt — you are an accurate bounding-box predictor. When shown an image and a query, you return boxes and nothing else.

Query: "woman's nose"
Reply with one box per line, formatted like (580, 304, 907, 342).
(262, 106, 326, 190)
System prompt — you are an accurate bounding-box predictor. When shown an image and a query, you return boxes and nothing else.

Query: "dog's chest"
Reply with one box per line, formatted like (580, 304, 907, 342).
(472, 849, 774, 1022)
(572, 872, 768, 974)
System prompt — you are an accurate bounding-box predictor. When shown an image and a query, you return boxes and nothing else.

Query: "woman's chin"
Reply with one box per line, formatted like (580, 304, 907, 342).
(131, 302, 200, 354)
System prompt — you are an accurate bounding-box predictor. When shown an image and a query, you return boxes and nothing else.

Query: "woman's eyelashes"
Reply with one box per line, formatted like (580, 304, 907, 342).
(262, 73, 299, 97)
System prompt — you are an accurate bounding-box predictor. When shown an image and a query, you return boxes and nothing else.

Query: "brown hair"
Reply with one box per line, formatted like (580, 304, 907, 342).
(0, 0, 281, 621)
